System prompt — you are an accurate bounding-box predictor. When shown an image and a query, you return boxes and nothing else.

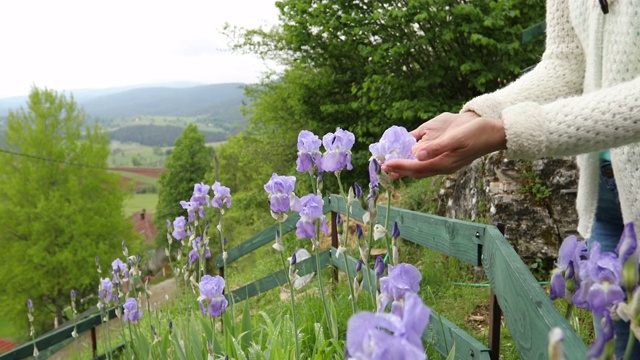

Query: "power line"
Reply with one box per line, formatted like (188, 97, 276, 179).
(0, 148, 107, 170)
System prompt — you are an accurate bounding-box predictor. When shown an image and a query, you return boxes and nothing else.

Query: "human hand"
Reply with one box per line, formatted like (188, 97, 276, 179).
(382, 117, 507, 179)
(410, 111, 481, 143)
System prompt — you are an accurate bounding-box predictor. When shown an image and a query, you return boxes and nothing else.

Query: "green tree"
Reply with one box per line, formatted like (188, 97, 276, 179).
(0, 87, 139, 332)
(154, 124, 213, 242)
(227, 0, 546, 181)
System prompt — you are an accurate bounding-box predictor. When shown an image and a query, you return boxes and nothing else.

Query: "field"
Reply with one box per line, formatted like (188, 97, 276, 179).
(108, 140, 225, 168)
(112, 167, 164, 216)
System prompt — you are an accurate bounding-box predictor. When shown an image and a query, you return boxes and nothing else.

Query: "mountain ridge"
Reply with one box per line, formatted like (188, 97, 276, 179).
(0, 83, 247, 119)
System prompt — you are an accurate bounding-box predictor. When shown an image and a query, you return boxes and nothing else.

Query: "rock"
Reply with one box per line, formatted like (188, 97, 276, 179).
(434, 152, 579, 261)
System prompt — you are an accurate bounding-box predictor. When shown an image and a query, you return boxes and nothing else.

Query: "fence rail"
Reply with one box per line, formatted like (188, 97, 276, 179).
(0, 308, 118, 360)
(2, 194, 588, 359)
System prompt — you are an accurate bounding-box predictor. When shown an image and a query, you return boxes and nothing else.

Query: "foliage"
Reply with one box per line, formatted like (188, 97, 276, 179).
(226, 0, 545, 182)
(518, 160, 553, 202)
(0, 87, 139, 332)
(154, 124, 213, 244)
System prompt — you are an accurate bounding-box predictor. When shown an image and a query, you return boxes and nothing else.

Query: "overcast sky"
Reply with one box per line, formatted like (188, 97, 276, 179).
(0, 0, 280, 98)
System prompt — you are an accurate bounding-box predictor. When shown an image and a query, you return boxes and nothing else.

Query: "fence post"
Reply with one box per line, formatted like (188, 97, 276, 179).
(91, 326, 98, 358)
(330, 211, 339, 286)
(489, 223, 506, 360)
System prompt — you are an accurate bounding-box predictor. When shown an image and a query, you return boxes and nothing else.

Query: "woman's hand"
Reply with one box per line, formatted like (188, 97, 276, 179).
(382, 116, 507, 179)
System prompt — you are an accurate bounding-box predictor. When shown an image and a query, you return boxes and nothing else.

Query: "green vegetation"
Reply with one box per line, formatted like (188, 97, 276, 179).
(518, 160, 553, 202)
(154, 124, 213, 241)
(124, 193, 159, 217)
(225, 0, 546, 183)
(0, 87, 141, 333)
(110, 124, 228, 147)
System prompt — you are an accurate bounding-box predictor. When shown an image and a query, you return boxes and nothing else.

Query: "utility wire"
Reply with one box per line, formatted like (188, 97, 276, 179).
(0, 148, 107, 170)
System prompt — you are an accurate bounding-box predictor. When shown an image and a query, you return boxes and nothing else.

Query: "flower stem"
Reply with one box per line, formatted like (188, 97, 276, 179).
(624, 333, 636, 360)
(335, 173, 356, 313)
(314, 226, 335, 339)
(384, 191, 392, 264)
(279, 240, 300, 359)
(564, 303, 573, 320)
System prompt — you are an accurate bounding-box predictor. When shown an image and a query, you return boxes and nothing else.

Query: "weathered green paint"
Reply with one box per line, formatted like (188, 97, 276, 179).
(482, 226, 587, 359)
(215, 199, 332, 268)
(329, 248, 377, 294)
(225, 249, 332, 303)
(521, 21, 546, 44)
(327, 195, 486, 265)
(330, 249, 490, 360)
(426, 310, 491, 360)
(0, 308, 117, 360)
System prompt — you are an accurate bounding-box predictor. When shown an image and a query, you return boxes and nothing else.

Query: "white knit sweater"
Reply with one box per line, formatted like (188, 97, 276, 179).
(462, 0, 640, 238)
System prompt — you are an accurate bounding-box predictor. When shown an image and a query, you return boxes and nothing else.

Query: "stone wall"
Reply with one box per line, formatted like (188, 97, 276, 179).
(434, 152, 580, 261)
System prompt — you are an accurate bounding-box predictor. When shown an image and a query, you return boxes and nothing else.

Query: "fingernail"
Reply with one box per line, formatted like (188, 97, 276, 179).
(417, 150, 428, 161)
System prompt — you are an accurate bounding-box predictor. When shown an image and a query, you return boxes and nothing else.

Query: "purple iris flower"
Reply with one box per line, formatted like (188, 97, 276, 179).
(99, 278, 115, 302)
(355, 224, 364, 240)
(320, 128, 355, 172)
(380, 263, 422, 301)
(264, 173, 297, 214)
(573, 242, 625, 315)
(616, 222, 639, 291)
(188, 249, 199, 265)
(192, 237, 212, 257)
(198, 275, 228, 317)
(587, 310, 614, 359)
(172, 216, 187, 241)
(368, 126, 416, 164)
(549, 235, 587, 300)
(112, 258, 128, 277)
(27, 299, 33, 310)
(368, 159, 381, 188)
(123, 297, 143, 323)
(374, 256, 385, 278)
(211, 182, 232, 209)
(296, 130, 323, 173)
(392, 222, 400, 240)
(292, 194, 329, 239)
(179, 199, 199, 223)
(192, 182, 211, 207)
(346, 292, 429, 360)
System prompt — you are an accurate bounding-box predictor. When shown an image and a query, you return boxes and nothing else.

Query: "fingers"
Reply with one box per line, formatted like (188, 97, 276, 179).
(382, 156, 459, 179)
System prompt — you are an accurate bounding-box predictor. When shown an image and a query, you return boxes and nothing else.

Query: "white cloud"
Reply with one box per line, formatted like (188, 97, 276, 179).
(0, 0, 280, 97)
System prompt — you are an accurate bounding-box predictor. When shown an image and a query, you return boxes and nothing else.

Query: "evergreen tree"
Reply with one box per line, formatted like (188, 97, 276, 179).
(0, 87, 139, 332)
(154, 124, 213, 243)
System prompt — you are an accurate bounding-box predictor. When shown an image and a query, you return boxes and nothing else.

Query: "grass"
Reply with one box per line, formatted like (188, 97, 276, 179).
(109, 141, 167, 167)
(111, 170, 160, 186)
(124, 193, 158, 216)
(0, 318, 20, 342)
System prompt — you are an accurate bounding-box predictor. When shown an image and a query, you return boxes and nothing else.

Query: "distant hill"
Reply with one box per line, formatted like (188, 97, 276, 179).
(0, 82, 245, 119)
(0, 83, 247, 147)
(82, 83, 246, 120)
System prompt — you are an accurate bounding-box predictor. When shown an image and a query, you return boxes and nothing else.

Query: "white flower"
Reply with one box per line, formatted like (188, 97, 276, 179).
(547, 327, 565, 360)
(373, 224, 387, 241)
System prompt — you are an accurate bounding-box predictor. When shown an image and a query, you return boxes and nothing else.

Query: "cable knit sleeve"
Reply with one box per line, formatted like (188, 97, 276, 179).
(461, 0, 586, 119)
(502, 76, 640, 159)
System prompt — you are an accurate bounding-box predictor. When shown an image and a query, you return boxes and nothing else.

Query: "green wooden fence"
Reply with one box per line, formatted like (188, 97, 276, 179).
(0, 308, 121, 360)
(216, 194, 587, 360)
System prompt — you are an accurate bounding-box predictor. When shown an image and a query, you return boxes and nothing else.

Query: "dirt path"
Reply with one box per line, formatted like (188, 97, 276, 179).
(50, 278, 177, 359)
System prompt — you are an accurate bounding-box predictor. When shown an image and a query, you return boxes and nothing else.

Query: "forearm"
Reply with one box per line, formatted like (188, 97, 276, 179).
(502, 76, 640, 159)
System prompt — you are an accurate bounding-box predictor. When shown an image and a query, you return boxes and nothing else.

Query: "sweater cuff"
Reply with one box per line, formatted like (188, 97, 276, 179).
(502, 102, 547, 159)
(460, 94, 506, 119)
